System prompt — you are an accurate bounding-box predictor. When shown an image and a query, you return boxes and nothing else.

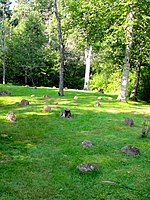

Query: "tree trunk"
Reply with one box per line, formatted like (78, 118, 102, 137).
(84, 45, 92, 90)
(54, 0, 64, 96)
(129, 55, 141, 101)
(25, 68, 28, 85)
(2, 6, 6, 84)
(117, 11, 134, 102)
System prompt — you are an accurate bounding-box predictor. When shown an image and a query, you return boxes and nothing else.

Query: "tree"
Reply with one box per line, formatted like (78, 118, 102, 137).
(9, 4, 47, 85)
(54, 0, 64, 96)
(0, 0, 11, 84)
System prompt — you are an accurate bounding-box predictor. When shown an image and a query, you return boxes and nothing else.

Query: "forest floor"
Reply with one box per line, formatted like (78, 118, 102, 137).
(0, 84, 150, 200)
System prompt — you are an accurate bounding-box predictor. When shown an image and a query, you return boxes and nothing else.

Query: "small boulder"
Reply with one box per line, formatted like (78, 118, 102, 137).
(60, 108, 73, 118)
(0, 90, 11, 96)
(121, 145, 140, 156)
(97, 96, 102, 100)
(124, 118, 134, 126)
(107, 97, 113, 101)
(43, 105, 51, 112)
(81, 140, 93, 148)
(20, 99, 29, 105)
(74, 96, 78, 100)
(44, 94, 50, 99)
(94, 100, 100, 107)
(77, 163, 99, 172)
(6, 112, 16, 122)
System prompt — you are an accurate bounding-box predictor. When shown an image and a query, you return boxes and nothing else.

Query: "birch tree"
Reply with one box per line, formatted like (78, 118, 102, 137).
(84, 45, 92, 90)
(117, 10, 134, 102)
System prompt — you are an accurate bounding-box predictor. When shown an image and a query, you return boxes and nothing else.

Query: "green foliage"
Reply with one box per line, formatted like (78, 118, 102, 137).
(137, 65, 150, 101)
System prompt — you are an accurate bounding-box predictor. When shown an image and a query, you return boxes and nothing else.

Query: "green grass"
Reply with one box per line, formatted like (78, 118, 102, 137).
(0, 84, 150, 200)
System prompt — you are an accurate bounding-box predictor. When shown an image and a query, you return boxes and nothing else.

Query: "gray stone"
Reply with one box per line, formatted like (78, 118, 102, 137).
(121, 145, 140, 156)
(107, 97, 113, 101)
(6, 112, 16, 122)
(43, 105, 51, 112)
(0, 90, 11, 96)
(124, 118, 134, 126)
(74, 96, 78, 100)
(20, 99, 29, 105)
(44, 94, 50, 99)
(94, 100, 100, 107)
(77, 163, 99, 172)
(81, 140, 93, 148)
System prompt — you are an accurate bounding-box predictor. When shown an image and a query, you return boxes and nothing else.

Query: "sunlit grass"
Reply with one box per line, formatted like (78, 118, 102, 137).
(0, 84, 150, 200)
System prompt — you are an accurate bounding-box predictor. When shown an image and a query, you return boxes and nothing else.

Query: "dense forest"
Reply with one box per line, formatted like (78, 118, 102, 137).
(0, 0, 149, 101)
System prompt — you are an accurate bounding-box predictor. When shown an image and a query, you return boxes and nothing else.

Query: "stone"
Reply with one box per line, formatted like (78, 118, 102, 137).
(6, 112, 16, 122)
(31, 94, 35, 97)
(44, 94, 50, 99)
(124, 118, 134, 126)
(77, 163, 99, 172)
(107, 97, 113, 101)
(81, 140, 93, 148)
(20, 99, 29, 105)
(43, 105, 51, 112)
(53, 86, 56, 88)
(60, 108, 73, 118)
(94, 100, 100, 107)
(0, 90, 11, 96)
(25, 85, 29, 88)
(121, 145, 140, 156)
(74, 96, 78, 100)
(97, 96, 102, 100)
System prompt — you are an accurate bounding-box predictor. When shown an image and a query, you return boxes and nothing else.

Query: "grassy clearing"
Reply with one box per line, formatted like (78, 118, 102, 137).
(0, 84, 150, 200)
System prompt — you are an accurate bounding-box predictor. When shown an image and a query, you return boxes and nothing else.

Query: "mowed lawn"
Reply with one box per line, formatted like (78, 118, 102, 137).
(0, 85, 150, 200)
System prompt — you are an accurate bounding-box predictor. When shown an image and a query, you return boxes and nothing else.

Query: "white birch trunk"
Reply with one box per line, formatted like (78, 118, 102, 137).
(84, 45, 92, 90)
(117, 11, 134, 102)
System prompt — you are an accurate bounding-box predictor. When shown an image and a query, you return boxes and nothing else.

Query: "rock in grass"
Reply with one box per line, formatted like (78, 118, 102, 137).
(6, 112, 16, 122)
(74, 96, 78, 100)
(20, 99, 29, 105)
(81, 140, 93, 148)
(97, 96, 102, 100)
(60, 108, 73, 118)
(94, 100, 100, 107)
(124, 118, 134, 126)
(77, 163, 99, 172)
(43, 105, 51, 112)
(0, 90, 11, 96)
(121, 145, 140, 156)
(107, 97, 113, 101)
(44, 94, 50, 99)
